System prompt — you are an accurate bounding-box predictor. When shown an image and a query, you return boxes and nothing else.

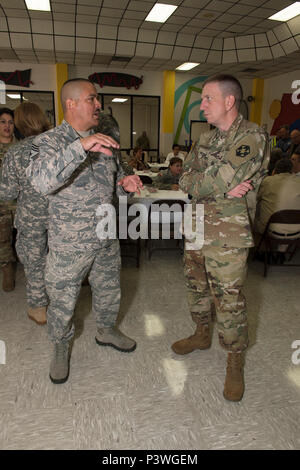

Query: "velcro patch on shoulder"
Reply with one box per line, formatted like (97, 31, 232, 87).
(227, 134, 258, 169)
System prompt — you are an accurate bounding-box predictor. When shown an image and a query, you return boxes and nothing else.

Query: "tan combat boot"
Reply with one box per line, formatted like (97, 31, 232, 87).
(2, 262, 15, 292)
(171, 322, 211, 355)
(223, 352, 245, 402)
(28, 306, 47, 325)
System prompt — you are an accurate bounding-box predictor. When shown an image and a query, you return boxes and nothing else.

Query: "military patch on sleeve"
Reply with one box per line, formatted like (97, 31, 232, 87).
(236, 145, 250, 157)
(226, 134, 259, 169)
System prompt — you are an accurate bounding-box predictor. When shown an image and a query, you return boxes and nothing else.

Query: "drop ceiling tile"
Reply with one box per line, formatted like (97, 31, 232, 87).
(181, 0, 210, 7)
(31, 20, 53, 34)
(98, 17, 121, 26)
(295, 35, 300, 47)
(236, 35, 255, 49)
(11, 33, 32, 49)
(194, 36, 212, 48)
(54, 21, 75, 35)
(196, 10, 219, 20)
(217, 13, 243, 24)
(248, 7, 277, 19)
(77, 5, 100, 16)
(0, 32, 11, 48)
(154, 44, 173, 60)
(33, 35, 54, 51)
(168, 15, 189, 26)
(172, 46, 191, 61)
(176, 33, 194, 47)
(76, 37, 95, 53)
(271, 43, 285, 59)
(207, 50, 222, 63)
(273, 23, 292, 42)
(116, 41, 135, 56)
(211, 38, 223, 50)
(119, 19, 143, 28)
(96, 39, 116, 55)
(55, 36, 75, 52)
(189, 48, 208, 62)
(100, 8, 123, 18)
(188, 19, 211, 28)
(200, 28, 222, 36)
(28, 12, 52, 20)
(127, 0, 153, 12)
(0, 18, 8, 30)
(160, 24, 183, 32)
(2, 8, 28, 18)
(175, 7, 200, 18)
(98, 25, 118, 40)
(225, 24, 248, 33)
(123, 10, 147, 20)
(138, 29, 158, 43)
(135, 42, 155, 58)
(0, 0, 24, 7)
(140, 21, 161, 30)
(254, 33, 268, 47)
(76, 23, 97, 38)
(266, 30, 277, 46)
(157, 31, 177, 45)
(222, 49, 238, 63)
(281, 38, 298, 55)
(256, 47, 272, 61)
(237, 48, 256, 62)
(288, 15, 300, 36)
(208, 21, 232, 32)
(237, 17, 260, 26)
(76, 15, 98, 24)
(118, 27, 138, 41)
(262, 0, 292, 9)
(52, 13, 75, 22)
(205, 0, 235, 13)
(223, 37, 235, 50)
(52, 3, 76, 13)
(180, 27, 204, 35)
(7, 18, 31, 32)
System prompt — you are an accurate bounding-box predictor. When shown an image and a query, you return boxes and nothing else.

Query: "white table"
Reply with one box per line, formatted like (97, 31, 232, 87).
(134, 170, 159, 179)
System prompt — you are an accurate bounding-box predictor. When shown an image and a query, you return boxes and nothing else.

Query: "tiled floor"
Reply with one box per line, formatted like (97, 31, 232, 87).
(0, 248, 300, 450)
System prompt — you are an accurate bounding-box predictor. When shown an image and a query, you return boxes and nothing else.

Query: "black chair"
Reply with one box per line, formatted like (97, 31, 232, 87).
(118, 204, 141, 268)
(146, 199, 185, 260)
(254, 209, 300, 277)
(139, 175, 153, 185)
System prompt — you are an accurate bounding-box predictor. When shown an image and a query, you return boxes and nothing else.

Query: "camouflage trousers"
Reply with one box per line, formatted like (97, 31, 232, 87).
(184, 245, 249, 353)
(16, 229, 48, 308)
(45, 239, 121, 344)
(0, 210, 16, 268)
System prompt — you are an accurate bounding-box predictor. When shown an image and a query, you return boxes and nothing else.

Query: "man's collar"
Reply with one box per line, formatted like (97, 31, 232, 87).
(216, 113, 243, 142)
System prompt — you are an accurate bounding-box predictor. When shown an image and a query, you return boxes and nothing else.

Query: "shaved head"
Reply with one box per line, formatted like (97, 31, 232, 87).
(60, 78, 93, 112)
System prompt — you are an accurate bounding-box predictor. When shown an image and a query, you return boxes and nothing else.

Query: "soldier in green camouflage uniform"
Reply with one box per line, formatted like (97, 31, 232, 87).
(172, 75, 269, 402)
(0, 102, 50, 324)
(0, 108, 17, 292)
(153, 157, 183, 190)
(26, 78, 143, 384)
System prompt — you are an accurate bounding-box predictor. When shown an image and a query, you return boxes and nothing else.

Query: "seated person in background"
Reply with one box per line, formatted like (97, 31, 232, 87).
(254, 158, 300, 238)
(275, 125, 291, 156)
(289, 129, 300, 157)
(128, 146, 150, 171)
(165, 144, 185, 164)
(268, 147, 283, 175)
(153, 157, 183, 190)
(291, 145, 300, 175)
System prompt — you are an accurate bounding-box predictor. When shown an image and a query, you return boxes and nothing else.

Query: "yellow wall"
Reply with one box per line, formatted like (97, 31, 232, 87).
(55, 64, 68, 124)
(162, 71, 175, 133)
(249, 78, 264, 126)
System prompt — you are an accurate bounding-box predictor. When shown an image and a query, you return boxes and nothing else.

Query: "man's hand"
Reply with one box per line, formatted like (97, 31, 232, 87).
(80, 133, 119, 155)
(171, 184, 179, 191)
(227, 180, 253, 198)
(117, 175, 144, 195)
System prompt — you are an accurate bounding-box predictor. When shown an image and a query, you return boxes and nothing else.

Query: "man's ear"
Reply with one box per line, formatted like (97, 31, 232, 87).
(225, 94, 236, 111)
(65, 98, 75, 110)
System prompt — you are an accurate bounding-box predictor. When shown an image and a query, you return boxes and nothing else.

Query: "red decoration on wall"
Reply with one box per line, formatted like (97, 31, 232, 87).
(271, 93, 300, 135)
(89, 72, 143, 90)
(0, 69, 33, 87)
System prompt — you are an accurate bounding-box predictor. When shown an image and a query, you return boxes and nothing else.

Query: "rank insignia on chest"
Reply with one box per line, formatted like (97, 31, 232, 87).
(236, 145, 250, 157)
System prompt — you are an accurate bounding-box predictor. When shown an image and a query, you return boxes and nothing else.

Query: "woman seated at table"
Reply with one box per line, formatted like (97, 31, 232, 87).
(128, 146, 150, 171)
(153, 157, 183, 190)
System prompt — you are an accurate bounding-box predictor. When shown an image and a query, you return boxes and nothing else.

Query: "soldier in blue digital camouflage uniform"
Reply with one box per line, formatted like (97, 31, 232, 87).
(27, 78, 143, 384)
(172, 74, 269, 402)
(0, 102, 50, 325)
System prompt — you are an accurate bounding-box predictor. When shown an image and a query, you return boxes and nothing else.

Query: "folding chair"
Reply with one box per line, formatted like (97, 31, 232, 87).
(254, 210, 300, 277)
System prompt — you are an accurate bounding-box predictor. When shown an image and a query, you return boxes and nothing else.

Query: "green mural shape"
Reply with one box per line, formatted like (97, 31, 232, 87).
(174, 86, 204, 144)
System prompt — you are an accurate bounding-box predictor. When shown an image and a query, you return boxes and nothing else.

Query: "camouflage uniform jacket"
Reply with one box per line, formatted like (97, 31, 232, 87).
(0, 137, 18, 212)
(0, 136, 48, 231)
(180, 114, 269, 248)
(26, 120, 129, 249)
(154, 168, 180, 190)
